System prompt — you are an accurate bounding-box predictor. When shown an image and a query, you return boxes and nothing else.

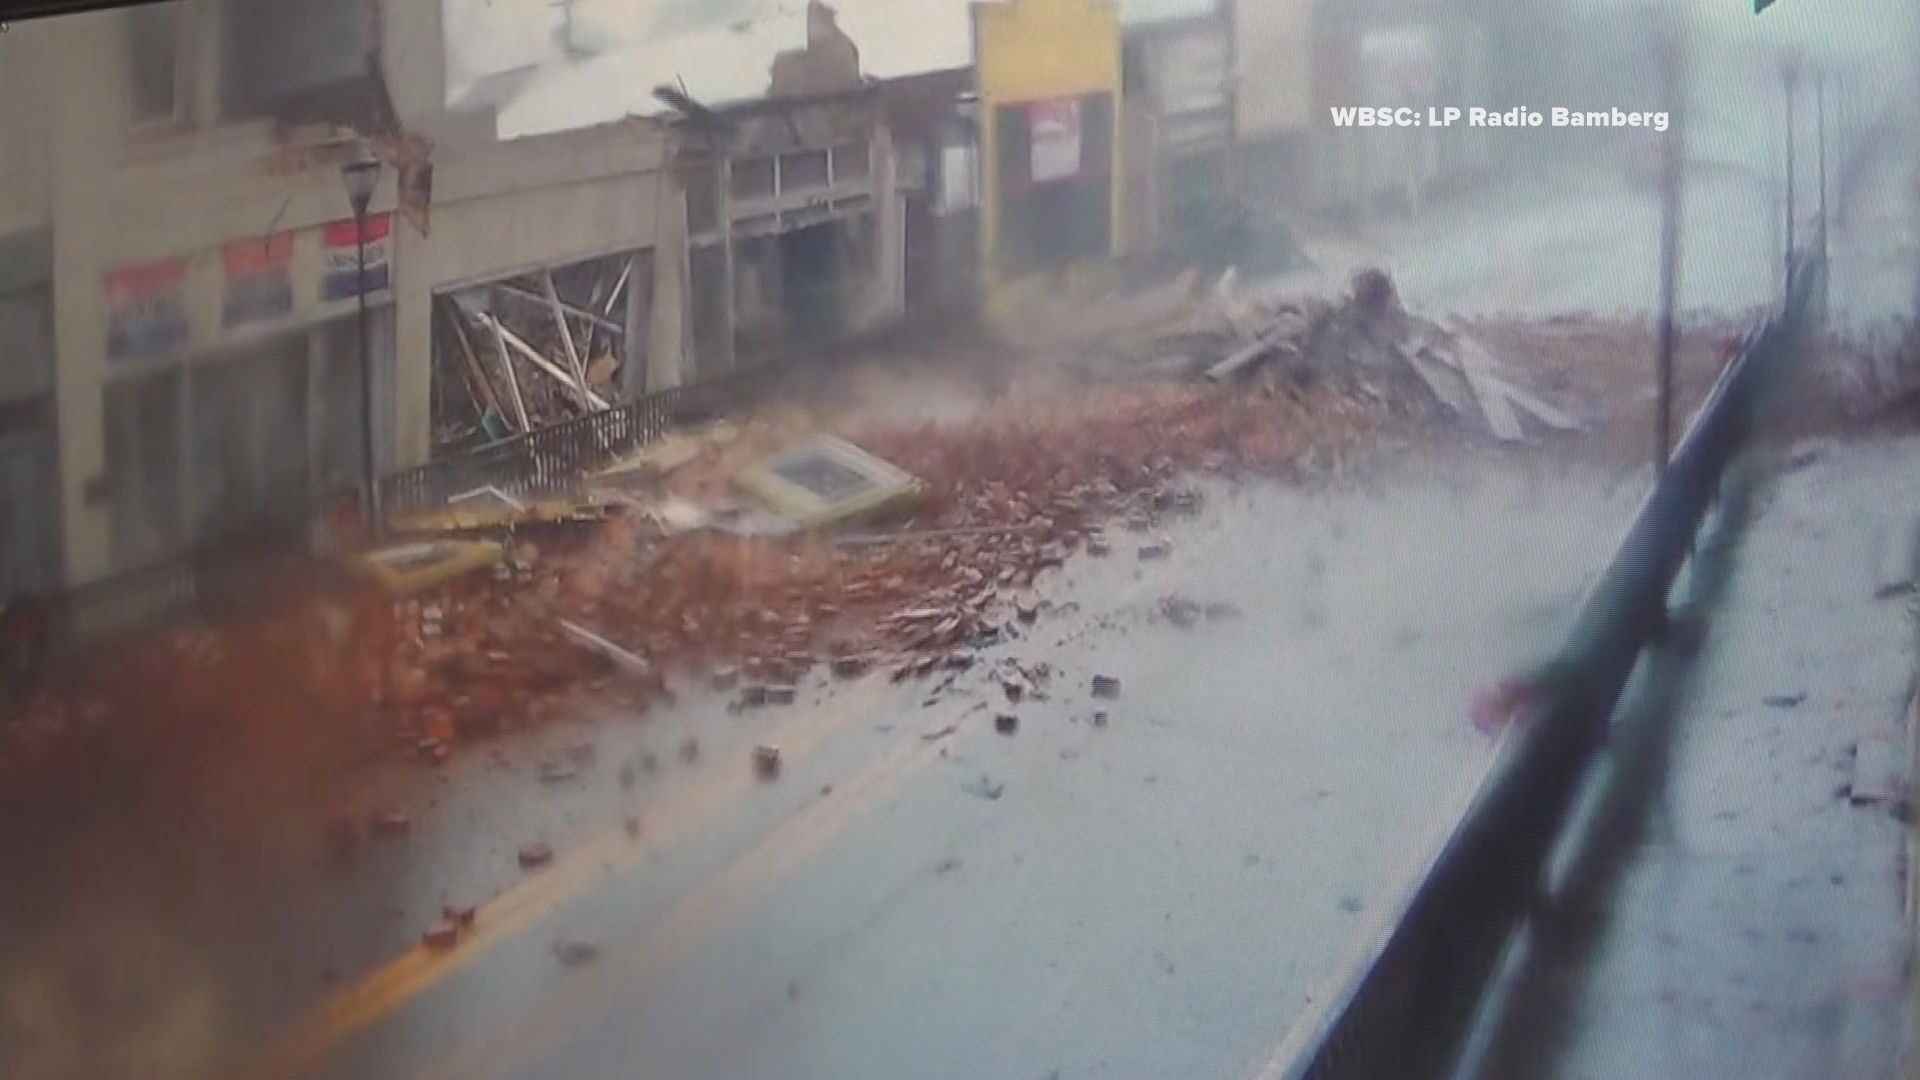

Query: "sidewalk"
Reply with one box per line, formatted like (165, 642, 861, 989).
(1511, 433, 1919, 1079)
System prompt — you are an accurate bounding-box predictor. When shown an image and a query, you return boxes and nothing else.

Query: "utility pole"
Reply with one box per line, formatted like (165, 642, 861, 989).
(1815, 73, 1830, 319)
(1782, 59, 1799, 269)
(1653, 26, 1688, 473)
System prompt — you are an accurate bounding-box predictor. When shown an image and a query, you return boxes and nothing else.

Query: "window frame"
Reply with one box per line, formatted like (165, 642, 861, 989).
(123, 1, 197, 135)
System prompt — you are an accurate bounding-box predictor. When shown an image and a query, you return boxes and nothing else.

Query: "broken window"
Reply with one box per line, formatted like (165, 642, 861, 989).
(126, 2, 186, 126)
(781, 149, 830, 192)
(732, 157, 776, 201)
(220, 0, 374, 125)
(833, 142, 870, 183)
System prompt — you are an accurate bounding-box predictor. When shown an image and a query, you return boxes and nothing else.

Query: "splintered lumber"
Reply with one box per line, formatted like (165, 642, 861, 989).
(490, 281, 626, 335)
(1396, 342, 1474, 419)
(1498, 380, 1584, 432)
(445, 303, 511, 430)
(542, 272, 593, 410)
(1450, 334, 1526, 442)
(489, 315, 611, 412)
(481, 311, 533, 430)
(1206, 334, 1284, 383)
(559, 619, 652, 679)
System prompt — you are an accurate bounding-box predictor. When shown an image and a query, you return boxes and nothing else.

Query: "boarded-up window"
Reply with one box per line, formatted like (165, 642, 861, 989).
(221, 0, 373, 124)
(127, 2, 186, 125)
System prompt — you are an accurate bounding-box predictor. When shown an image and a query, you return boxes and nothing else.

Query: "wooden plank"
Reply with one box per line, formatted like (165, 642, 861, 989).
(560, 619, 652, 680)
(543, 272, 593, 410)
(491, 281, 626, 335)
(491, 316, 611, 412)
(480, 312, 532, 430)
(1206, 334, 1282, 383)
(1451, 335, 1526, 442)
(1396, 342, 1474, 418)
(444, 301, 508, 428)
(1499, 381, 1585, 433)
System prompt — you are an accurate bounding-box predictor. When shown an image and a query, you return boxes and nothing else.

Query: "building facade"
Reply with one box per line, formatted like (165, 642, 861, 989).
(0, 0, 957, 596)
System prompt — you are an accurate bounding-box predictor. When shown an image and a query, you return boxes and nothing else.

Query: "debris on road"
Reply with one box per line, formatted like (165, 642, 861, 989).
(370, 811, 412, 837)
(1156, 595, 1243, 629)
(736, 436, 925, 529)
(961, 775, 1006, 801)
(559, 620, 653, 681)
(752, 744, 783, 779)
(518, 840, 556, 870)
(552, 939, 601, 968)
(7, 261, 1768, 806)
(351, 539, 505, 596)
(994, 713, 1020, 736)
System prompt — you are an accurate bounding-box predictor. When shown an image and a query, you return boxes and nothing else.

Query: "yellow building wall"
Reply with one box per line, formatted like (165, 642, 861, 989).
(973, 0, 1125, 289)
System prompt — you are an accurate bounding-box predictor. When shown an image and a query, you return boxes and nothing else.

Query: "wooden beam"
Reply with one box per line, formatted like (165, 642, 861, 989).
(443, 301, 507, 427)
(490, 315, 611, 412)
(480, 311, 532, 430)
(490, 282, 626, 335)
(543, 271, 593, 410)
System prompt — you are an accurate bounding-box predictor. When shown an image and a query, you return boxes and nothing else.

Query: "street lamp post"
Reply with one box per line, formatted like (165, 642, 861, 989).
(341, 151, 382, 535)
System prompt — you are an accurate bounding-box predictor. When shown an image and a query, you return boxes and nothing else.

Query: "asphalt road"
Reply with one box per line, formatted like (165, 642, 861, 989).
(190, 450, 1635, 1080)
(3, 439, 1909, 1080)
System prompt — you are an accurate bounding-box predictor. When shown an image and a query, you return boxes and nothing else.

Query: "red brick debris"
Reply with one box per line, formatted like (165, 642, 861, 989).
(0, 366, 1384, 794)
(21, 294, 1901, 796)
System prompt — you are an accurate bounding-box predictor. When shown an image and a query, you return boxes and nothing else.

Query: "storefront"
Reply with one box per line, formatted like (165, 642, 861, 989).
(0, 245, 57, 595)
(94, 214, 395, 572)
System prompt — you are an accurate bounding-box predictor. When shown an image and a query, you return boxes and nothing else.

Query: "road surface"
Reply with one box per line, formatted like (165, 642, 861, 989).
(1, 448, 1646, 1080)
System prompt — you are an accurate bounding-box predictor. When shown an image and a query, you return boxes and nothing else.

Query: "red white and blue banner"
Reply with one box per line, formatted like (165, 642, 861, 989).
(222, 233, 294, 329)
(105, 257, 190, 362)
(321, 212, 392, 302)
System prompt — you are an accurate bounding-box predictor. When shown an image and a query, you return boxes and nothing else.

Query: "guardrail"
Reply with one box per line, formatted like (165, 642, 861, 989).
(1270, 255, 1822, 1080)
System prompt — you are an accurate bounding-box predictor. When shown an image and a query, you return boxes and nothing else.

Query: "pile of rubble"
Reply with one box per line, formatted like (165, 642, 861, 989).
(0, 322, 1390, 789)
(432, 255, 635, 452)
(14, 267, 1814, 793)
(1176, 269, 1586, 442)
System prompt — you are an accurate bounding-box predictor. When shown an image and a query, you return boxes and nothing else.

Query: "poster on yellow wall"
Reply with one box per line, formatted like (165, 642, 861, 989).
(1030, 98, 1084, 183)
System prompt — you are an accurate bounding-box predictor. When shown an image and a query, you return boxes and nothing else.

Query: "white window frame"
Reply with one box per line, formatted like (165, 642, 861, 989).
(123, 1, 198, 135)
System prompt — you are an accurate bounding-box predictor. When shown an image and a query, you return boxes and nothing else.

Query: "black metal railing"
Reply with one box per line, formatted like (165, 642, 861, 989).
(1271, 256, 1822, 1080)
(380, 373, 749, 519)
